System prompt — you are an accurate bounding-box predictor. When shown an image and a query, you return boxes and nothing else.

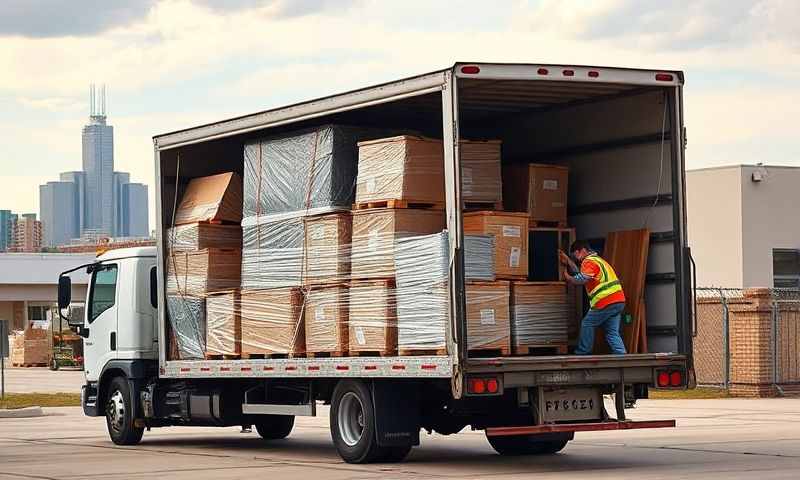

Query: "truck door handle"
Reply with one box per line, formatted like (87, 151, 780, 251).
(110, 332, 116, 351)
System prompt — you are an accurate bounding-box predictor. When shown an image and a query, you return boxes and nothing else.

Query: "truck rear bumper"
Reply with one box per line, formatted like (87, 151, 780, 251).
(485, 419, 676, 437)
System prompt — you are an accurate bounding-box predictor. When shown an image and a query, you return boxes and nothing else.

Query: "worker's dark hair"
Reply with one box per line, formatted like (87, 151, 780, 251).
(569, 240, 592, 253)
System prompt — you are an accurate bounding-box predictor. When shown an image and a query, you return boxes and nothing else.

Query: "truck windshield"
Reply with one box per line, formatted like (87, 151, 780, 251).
(89, 264, 118, 323)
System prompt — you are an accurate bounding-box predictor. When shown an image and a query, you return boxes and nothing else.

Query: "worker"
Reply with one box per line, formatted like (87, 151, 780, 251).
(559, 240, 627, 355)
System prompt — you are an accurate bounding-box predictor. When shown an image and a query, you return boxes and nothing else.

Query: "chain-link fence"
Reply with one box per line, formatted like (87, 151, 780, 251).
(694, 288, 800, 395)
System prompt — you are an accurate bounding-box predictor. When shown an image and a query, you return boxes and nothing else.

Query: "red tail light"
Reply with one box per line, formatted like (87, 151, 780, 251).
(657, 372, 670, 387)
(537, 68, 549, 75)
(460, 65, 480, 74)
(486, 378, 499, 393)
(468, 378, 486, 394)
(670, 371, 682, 387)
(467, 376, 502, 395)
(588, 70, 600, 78)
(655, 73, 674, 82)
(562, 69, 574, 76)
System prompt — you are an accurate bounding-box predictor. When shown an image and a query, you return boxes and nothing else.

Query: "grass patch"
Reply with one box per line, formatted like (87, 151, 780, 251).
(649, 387, 731, 400)
(0, 392, 81, 409)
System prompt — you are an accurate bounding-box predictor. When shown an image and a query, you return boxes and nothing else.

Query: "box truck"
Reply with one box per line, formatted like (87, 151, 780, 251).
(58, 62, 693, 464)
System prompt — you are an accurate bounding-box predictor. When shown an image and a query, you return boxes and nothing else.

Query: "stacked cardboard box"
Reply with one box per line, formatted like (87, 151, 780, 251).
(303, 212, 352, 285)
(240, 288, 305, 356)
(304, 285, 349, 355)
(348, 279, 397, 355)
(502, 164, 568, 226)
(466, 281, 511, 353)
(206, 290, 241, 357)
(9, 328, 50, 366)
(460, 140, 503, 206)
(463, 211, 529, 279)
(510, 282, 569, 353)
(167, 223, 242, 251)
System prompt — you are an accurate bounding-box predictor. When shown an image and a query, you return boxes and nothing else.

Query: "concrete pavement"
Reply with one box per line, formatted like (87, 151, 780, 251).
(0, 364, 85, 393)
(2, 398, 799, 479)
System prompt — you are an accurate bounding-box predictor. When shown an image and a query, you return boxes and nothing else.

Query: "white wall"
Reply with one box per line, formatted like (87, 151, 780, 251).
(740, 166, 800, 287)
(687, 167, 744, 287)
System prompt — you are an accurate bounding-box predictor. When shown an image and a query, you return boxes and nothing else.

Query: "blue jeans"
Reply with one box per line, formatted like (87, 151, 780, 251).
(575, 302, 627, 355)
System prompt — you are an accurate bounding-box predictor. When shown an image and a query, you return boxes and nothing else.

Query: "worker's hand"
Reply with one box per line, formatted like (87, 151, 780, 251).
(558, 250, 571, 266)
(562, 270, 573, 282)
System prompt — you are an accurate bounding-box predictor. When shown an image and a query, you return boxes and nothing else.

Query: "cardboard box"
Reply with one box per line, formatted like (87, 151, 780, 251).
(166, 248, 241, 296)
(463, 211, 529, 279)
(350, 208, 445, 279)
(510, 281, 569, 349)
(348, 279, 397, 354)
(206, 290, 241, 357)
(9, 329, 50, 366)
(355, 136, 445, 205)
(466, 281, 511, 352)
(174, 172, 243, 225)
(304, 285, 349, 355)
(503, 164, 568, 224)
(167, 223, 242, 252)
(303, 212, 352, 285)
(240, 288, 305, 356)
(461, 140, 502, 204)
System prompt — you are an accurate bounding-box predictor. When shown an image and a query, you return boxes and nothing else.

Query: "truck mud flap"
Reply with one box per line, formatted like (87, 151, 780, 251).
(486, 419, 676, 437)
(371, 381, 420, 447)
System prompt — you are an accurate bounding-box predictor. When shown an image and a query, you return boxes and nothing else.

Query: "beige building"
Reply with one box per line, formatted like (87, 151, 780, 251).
(9, 213, 42, 253)
(687, 164, 800, 288)
(0, 253, 94, 330)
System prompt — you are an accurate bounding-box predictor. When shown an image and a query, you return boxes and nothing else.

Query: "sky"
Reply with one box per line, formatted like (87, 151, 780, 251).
(1, 0, 799, 231)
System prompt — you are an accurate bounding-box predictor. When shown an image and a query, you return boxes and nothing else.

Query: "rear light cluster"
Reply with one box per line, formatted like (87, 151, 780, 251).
(467, 376, 501, 395)
(655, 73, 674, 82)
(655, 369, 686, 388)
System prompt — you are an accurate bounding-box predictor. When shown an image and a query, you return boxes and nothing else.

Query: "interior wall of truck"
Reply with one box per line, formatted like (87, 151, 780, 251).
(457, 78, 687, 355)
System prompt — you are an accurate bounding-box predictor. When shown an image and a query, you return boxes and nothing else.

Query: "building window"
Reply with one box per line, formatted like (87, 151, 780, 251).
(773, 249, 800, 288)
(28, 305, 47, 321)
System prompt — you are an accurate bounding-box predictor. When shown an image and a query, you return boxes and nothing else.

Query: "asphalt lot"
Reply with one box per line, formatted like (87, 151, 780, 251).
(2, 398, 800, 479)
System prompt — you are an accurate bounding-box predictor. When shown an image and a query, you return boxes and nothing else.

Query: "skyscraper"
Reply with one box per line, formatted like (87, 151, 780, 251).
(0, 210, 13, 251)
(38, 84, 149, 247)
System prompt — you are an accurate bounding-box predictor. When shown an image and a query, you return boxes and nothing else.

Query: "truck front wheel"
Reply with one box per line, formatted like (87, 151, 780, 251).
(486, 433, 570, 456)
(254, 415, 295, 440)
(330, 380, 386, 464)
(105, 377, 144, 445)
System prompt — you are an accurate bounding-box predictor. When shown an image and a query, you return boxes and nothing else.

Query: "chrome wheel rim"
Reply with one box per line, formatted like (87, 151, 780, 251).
(338, 392, 365, 447)
(106, 390, 125, 433)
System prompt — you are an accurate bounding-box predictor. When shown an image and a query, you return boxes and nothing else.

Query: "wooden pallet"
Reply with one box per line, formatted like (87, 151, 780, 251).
(463, 201, 503, 211)
(513, 344, 569, 356)
(349, 350, 397, 357)
(467, 347, 511, 358)
(12, 363, 48, 368)
(306, 351, 348, 358)
(240, 352, 306, 359)
(352, 199, 445, 210)
(496, 274, 529, 281)
(204, 353, 241, 360)
(398, 348, 447, 356)
(530, 220, 568, 228)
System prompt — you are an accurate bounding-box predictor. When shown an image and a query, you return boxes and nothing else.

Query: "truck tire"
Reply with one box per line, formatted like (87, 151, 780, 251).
(330, 380, 386, 464)
(105, 377, 144, 445)
(486, 433, 570, 456)
(254, 415, 295, 440)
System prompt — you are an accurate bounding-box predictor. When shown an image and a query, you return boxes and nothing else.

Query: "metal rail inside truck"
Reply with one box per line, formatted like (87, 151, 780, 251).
(58, 62, 693, 464)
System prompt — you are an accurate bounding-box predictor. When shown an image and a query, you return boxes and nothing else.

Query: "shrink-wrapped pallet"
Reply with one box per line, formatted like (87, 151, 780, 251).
(463, 211, 529, 279)
(166, 248, 241, 297)
(464, 234, 495, 281)
(167, 223, 242, 252)
(466, 281, 511, 353)
(510, 282, 569, 350)
(9, 328, 50, 366)
(173, 172, 243, 225)
(303, 212, 352, 285)
(355, 136, 445, 205)
(166, 295, 206, 360)
(304, 285, 349, 355)
(348, 279, 397, 354)
(206, 290, 241, 357)
(240, 213, 305, 289)
(244, 125, 393, 216)
(240, 288, 305, 356)
(350, 208, 445, 280)
(460, 140, 503, 204)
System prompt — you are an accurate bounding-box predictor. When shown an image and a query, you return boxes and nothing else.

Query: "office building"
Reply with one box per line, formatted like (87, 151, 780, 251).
(9, 214, 42, 253)
(0, 209, 13, 251)
(39, 181, 79, 247)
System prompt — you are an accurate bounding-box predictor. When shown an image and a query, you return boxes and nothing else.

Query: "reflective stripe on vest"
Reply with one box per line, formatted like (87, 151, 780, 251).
(584, 255, 623, 308)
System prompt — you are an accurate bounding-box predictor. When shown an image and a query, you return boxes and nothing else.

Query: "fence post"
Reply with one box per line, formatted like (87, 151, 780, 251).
(720, 289, 729, 389)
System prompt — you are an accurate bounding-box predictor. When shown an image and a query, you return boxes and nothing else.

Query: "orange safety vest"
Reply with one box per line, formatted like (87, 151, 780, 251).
(581, 254, 625, 309)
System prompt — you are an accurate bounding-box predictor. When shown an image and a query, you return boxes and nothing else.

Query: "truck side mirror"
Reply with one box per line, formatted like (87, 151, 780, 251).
(58, 275, 72, 309)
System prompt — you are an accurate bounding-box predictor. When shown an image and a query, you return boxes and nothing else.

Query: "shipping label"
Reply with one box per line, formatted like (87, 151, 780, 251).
(509, 246, 521, 267)
(311, 224, 327, 241)
(368, 229, 380, 250)
(365, 177, 376, 194)
(355, 327, 367, 345)
(480, 309, 496, 325)
(543, 179, 559, 191)
(502, 225, 521, 237)
(315, 306, 327, 323)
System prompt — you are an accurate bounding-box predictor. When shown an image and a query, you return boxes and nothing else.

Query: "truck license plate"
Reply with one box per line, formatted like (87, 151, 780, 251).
(540, 387, 602, 422)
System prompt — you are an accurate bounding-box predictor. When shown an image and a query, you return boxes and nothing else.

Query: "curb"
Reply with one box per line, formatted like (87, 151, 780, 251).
(0, 406, 45, 419)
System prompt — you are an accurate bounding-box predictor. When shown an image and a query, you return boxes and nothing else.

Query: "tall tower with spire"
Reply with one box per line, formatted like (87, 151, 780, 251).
(82, 83, 114, 235)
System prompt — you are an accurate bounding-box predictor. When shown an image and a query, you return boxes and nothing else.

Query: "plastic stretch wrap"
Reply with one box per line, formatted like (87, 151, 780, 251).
(174, 172, 243, 225)
(463, 211, 529, 279)
(304, 212, 352, 285)
(166, 295, 206, 360)
(350, 208, 445, 279)
(348, 279, 397, 353)
(460, 140, 503, 204)
(241, 214, 305, 289)
(240, 288, 305, 356)
(206, 290, 241, 356)
(355, 136, 445, 204)
(166, 249, 242, 297)
(511, 282, 569, 347)
(167, 223, 242, 252)
(304, 285, 349, 354)
(244, 125, 394, 216)
(464, 234, 495, 281)
(466, 281, 511, 351)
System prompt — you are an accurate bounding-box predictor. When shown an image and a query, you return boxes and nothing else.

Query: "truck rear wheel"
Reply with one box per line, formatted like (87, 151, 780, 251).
(254, 415, 295, 440)
(486, 433, 570, 456)
(105, 376, 144, 446)
(330, 380, 387, 464)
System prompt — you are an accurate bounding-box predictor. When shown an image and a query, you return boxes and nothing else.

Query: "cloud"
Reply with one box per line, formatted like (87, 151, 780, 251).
(192, 0, 356, 18)
(0, 1, 157, 38)
(17, 96, 85, 111)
